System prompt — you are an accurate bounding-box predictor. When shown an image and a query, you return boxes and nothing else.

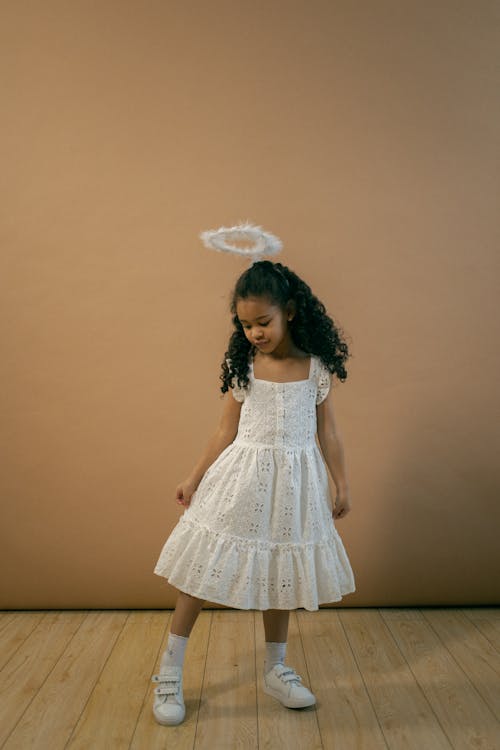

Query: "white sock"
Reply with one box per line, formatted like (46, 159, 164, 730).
(264, 641, 287, 674)
(160, 632, 189, 671)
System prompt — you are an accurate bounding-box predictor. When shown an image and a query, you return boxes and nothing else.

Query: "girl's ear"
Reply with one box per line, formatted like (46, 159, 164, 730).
(286, 299, 296, 321)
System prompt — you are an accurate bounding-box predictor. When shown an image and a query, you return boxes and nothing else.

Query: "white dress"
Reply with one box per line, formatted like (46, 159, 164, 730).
(153, 354, 356, 611)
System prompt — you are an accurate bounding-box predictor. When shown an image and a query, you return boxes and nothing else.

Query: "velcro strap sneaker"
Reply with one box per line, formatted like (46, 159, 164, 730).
(263, 663, 316, 708)
(151, 665, 186, 725)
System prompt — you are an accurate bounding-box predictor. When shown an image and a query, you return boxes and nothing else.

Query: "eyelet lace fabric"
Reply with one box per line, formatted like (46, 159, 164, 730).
(154, 354, 355, 611)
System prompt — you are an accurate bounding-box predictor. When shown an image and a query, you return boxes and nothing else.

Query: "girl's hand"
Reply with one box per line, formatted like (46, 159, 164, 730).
(175, 477, 199, 507)
(333, 489, 352, 519)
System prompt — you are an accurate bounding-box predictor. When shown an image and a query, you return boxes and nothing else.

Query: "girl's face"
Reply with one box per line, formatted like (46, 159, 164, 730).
(236, 296, 295, 354)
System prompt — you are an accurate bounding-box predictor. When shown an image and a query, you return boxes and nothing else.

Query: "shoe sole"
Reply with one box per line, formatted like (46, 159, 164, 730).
(263, 683, 316, 708)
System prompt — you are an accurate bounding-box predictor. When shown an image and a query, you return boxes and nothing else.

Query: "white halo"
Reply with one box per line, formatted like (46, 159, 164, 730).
(199, 222, 282, 262)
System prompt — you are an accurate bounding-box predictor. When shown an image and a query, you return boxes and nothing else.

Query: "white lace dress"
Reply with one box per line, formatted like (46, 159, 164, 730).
(153, 354, 356, 611)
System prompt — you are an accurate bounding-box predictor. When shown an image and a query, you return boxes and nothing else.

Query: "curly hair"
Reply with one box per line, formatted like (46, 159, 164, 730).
(220, 260, 352, 397)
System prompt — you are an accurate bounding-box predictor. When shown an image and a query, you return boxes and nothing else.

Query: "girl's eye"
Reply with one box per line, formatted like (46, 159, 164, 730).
(244, 322, 269, 329)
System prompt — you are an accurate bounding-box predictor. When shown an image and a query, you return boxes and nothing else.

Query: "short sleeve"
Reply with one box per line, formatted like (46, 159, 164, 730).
(316, 360, 332, 405)
(226, 358, 246, 402)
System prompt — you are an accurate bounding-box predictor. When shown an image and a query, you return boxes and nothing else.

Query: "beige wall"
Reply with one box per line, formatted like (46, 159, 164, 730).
(1, 1, 499, 609)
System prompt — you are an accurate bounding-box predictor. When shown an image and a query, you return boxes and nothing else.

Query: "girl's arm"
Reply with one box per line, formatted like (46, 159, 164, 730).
(188, 391, 242, 486)
(316, 388, 350, 495)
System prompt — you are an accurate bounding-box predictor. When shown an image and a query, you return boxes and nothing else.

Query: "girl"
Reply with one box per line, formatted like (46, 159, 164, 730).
(151, 259, 356, 726)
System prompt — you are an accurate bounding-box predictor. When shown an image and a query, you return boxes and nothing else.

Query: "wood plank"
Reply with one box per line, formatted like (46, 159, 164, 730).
(462, 608, 500, 652)
(3, 611, 127, 750)
(340, 609, 451, 749)
(420, 609, 500, 720)
(0, 611, 46, 670)
(255, 610, 322, 749)
(66, 611, 167, 748)
(195, 610, 257, 748)
(0, 611, 86, 747)
(381, 609, 499, 750)
(460, 608, 500, 620)
(297, 609, 388, 749)
(0, 611, 18, 634)
(378, 608, 425, 621)
(130, 609, 212, 749)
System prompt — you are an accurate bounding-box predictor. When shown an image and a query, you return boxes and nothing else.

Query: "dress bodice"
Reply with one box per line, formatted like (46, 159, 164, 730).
(229, 354, 331, 450)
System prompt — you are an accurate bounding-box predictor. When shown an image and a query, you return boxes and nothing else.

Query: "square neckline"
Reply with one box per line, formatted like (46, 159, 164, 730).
(250, 354, 314, 384)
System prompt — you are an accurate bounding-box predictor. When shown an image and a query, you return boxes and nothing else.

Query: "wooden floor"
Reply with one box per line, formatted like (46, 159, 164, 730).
(0, 607, 498, 749)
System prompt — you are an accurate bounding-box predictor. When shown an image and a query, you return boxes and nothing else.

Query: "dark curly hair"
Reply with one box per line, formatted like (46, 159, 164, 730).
(220, 260, 352, 397)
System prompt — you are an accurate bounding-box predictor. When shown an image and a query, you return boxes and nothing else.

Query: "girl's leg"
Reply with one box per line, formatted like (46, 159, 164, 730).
(154, 591, 205, 725)
(158, 591, 204, 672)
(262, 608, 290, 642)
(262, 609, 290, 674)
(260, 608, 316, 707)
(170, 590, 205, 637)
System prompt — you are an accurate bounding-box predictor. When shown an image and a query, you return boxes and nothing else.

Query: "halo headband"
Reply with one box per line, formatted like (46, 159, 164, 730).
(199, 222, 283, 264)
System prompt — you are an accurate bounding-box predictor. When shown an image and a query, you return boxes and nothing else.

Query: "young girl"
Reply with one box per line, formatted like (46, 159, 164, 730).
(151, 259, 356, 726)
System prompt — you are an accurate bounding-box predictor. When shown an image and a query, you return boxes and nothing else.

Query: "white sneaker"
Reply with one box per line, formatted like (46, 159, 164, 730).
(263, 663, 316, 708)
(151, 665, 186, 725)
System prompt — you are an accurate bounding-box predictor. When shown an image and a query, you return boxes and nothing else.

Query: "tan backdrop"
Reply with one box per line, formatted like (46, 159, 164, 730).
(1, 1, 499, 609)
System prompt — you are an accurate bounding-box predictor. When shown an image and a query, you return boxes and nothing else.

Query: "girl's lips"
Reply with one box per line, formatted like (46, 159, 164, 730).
(256, 341, 268, 346)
